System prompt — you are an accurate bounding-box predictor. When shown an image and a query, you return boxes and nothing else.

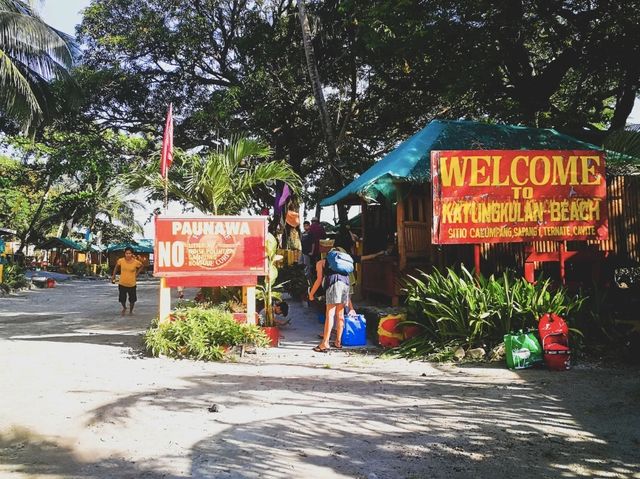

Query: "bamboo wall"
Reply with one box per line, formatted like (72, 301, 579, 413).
(476, 175, 640, 273)
(596, 175, 640, 263)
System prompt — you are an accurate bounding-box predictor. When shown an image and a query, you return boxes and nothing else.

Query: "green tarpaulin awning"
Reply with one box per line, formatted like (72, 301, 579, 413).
(37, 237, 85, 251)
(320, 120, 601, 206)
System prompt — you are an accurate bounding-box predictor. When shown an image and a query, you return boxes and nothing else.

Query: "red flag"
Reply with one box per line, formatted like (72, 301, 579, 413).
(160, 103, 173, 178)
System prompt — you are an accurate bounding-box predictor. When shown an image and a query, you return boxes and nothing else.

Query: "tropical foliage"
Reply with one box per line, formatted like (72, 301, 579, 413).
(395, 266, 585, 360)
(603, 127, 640, 170)
(2, 129, 148, 250)
(0, 263, 28, 291)
(3, 0, 639, 213)
(0, 154, 54, 241)
(75, 0, 640, 210)
(257, 233, 283, 327)
(0, 0, 75, 131)
(129, 136, 302, 215)
(278, 263, 310, 300)
(144, 306, 269, 361)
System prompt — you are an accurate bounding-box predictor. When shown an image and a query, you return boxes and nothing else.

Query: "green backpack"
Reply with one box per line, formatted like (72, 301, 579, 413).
(504, 330, 543, 369)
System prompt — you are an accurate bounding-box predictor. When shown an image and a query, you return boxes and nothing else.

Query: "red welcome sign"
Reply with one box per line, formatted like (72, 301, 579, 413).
(431, 150, 608, 244)
(154, 216, 268, 276)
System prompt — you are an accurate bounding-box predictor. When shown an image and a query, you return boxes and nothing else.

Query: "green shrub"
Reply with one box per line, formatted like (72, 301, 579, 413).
(396, 265, 585, 360)
(99, 263, 110, 277)
(144, 306, 269, 361)
(1, 264, 29, 290)
(69, 262, 89, 276)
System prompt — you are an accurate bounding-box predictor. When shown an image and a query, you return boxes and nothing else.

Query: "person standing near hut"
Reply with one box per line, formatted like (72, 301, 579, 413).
(308, 237, 354, 352)
(111, 247, 144, 316)
(308, 217, 326, 264)
(300, 220, 313, 280)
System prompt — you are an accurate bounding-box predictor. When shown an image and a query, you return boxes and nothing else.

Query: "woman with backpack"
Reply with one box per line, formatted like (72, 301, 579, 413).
(308, 236, 354, 352)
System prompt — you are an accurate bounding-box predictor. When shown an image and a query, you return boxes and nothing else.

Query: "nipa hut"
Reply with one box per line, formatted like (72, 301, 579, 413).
(321, 120, 640, 305)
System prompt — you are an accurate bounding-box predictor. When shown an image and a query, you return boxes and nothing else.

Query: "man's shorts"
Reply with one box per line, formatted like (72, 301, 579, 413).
(325, 281, 349, 305)
(118, 285, 137, 304)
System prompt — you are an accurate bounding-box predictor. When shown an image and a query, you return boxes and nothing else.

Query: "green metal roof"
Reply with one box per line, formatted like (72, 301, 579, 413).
(320, 120, 601, 206)
(37, 237, 85, 251)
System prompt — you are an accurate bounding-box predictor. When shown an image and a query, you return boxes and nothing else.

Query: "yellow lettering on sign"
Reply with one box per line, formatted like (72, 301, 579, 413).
(581, 155, 601, 186)
(467, 156, 491, 186)
(439, 156, 467, 187)
(438, 152, 604, 188)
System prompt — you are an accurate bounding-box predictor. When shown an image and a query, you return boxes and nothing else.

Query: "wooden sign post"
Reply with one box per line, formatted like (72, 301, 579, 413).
(154, 216, 268, 324)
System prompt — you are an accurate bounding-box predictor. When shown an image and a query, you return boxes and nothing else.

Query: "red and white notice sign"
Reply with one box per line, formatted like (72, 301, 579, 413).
(153, 216, 268, 277)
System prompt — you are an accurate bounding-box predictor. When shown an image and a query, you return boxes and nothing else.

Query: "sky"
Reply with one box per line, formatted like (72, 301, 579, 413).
(39, 1, 640, 237)
(40, 0, 89, 35)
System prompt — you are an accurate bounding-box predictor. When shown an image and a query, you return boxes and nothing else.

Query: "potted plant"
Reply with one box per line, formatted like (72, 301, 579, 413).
(256, 233, 282, 347)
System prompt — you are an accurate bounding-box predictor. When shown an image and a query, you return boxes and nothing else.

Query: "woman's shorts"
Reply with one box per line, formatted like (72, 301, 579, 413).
(325, 281, 349, 305)
(118, 285, 137, 304)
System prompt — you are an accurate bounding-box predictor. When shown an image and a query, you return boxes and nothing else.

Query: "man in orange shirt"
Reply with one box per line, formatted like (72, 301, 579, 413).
(111, 247, 144, 315)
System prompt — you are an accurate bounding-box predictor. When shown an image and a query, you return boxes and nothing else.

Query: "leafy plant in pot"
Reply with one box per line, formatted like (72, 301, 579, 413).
(256, 233, 282, 346)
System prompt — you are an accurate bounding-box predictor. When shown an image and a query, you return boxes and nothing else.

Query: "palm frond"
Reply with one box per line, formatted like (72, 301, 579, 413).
(604, 129, 640, 167)
(0, 47, 40, 124)
(127, 137, 302, 216)
(0, 12, 73, 69)
(0, 1, 75, 130)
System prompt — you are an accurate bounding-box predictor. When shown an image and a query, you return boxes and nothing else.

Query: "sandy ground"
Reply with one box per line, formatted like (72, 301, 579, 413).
(0, 279, 639, 479)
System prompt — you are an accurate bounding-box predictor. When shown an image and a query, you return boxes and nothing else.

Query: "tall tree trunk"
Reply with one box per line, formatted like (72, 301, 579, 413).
(17, 176, 53, 253)
(609, 73, 639, 131)
(298, 0, 348, 222)
(297, 0, 341, 166)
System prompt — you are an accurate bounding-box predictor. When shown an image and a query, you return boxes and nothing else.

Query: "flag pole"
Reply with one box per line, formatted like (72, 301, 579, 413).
(159, 102, 173, 324)
(164, 177, 168, 213)
(160, 103, 173, 214)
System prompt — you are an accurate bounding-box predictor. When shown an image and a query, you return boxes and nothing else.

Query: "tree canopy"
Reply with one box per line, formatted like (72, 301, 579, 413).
(2, 127, 150, 250)
(3, 0, 640, 238)
(75, 0, 640, 209)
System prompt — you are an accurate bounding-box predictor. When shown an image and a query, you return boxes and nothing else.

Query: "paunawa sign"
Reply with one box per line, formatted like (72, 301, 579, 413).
(154, 216, 268, 276)
(431, 150, 608, 244)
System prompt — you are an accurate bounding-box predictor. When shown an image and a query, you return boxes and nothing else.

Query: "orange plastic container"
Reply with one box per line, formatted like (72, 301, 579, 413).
(378, 314, 405, 348)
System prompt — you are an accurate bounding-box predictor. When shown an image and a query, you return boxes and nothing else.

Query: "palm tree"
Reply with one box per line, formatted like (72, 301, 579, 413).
(604, 127, 640, 170)
(0, 0, 75, 131)
(133, 137, 302, 215)
(47, 180, 143, 238)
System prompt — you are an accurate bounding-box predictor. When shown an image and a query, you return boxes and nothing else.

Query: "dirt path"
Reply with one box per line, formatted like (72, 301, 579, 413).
(1, 280, 639, 478)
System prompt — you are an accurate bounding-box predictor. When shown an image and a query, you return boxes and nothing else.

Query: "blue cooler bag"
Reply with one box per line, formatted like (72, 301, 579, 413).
(341, 314, 367, 346)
